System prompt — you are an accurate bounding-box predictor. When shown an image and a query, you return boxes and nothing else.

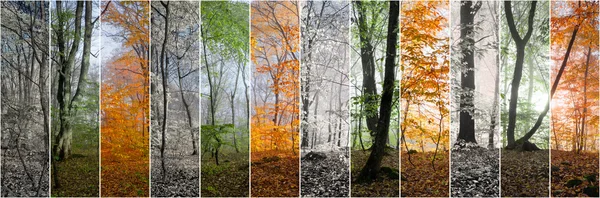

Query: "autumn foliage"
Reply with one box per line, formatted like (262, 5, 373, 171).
(400, 0, 450, 153)
(250, 1, 300, 197)
(400, 1, 450, 197)
(550, 1, 599, 152)
(550, 1, 599, 197)
(101, 1, 150, 197)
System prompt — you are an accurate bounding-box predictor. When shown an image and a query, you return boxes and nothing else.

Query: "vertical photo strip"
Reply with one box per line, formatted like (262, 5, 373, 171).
(100, 1, 150, 197)
(200, 0, 250, 197)
(350, 1, 400, 197)
(1, 1, 50, 197)
(400, 1, 450, 197)
(450, 1, 500, 197)
(250, 1, 300, 197)
(151, 1, 200, 197)
(50, 0, 100, 197)
(550, 1, 599, 197)
(500, 1, 550, 197)
(300, 1, 350, 197)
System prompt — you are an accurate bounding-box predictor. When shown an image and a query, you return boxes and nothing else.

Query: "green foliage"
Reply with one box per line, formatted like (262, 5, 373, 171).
(201, 124, 235, 152)
(201, 1, 249, 63)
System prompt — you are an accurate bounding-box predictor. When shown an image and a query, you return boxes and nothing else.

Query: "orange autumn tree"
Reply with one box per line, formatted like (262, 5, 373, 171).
(250, 1, 300, 197)
(101, 1, 150, 197)
(550, 1, 599, 152)
(400, 1, 450, 154)
(400, 1, 450, 197)
(251, 1, 300, 154)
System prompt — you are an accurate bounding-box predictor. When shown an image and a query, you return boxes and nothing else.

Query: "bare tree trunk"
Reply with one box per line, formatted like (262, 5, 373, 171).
(158, 1, 170, 181)
(231, 62, 241, 153)
(54, 1, 83, 162)
(177, 63, 197, 155)
(489, 1, 499, 149)
(579, 46, 591, 153)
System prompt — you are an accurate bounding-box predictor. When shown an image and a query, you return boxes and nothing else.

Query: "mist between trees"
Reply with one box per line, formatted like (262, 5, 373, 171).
(151, 1, 200, 197)
(300, 1, 350, 197)
(200, 1, 249, 197)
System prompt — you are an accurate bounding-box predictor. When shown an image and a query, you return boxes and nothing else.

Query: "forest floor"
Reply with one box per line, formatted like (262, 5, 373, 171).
(352, 149, 399, 197)
(551, 150, 599, 197)
(152, 152, 199, 197)
(251, 150, 299, 197)
(201, 150, 249, 197)
(501, 149, 548, 197)
(401, 150, 449, 197)
(101, 156, 148, 197)
(450, 147, 499, 197)
(301, 148, 349, 197)
(1, 148, 49, 197)
(51, 131, 99, 197)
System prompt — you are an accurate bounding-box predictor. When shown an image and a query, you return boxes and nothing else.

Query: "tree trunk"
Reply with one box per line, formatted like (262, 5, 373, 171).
(489, 1, 500, 149)
(509, 2, 580, 149)
(354, 1, 379, 135)
(54, 1, 83, 161)
(457, 0, 480, 144)
(231, 62, 241, 153)
(579, 46, 591, 153)
(158, 1, 170, 181)
(504, 1, 537, 147)
(357, 1, 398, 182)
(177, 62, 197, 155)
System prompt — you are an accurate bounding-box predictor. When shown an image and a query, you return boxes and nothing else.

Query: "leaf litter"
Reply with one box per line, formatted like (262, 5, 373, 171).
(301, 149, 349, 197)
(551, 150, 599, 197)
(352, 150, 399, 197)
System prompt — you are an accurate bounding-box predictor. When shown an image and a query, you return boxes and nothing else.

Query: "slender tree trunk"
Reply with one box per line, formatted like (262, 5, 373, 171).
(231, 62, 241, 153)
(489, 1, 500, 149)
(177, 63, 197, 155)
(158, 1, 170, 181)
(579, 46, 591, 153)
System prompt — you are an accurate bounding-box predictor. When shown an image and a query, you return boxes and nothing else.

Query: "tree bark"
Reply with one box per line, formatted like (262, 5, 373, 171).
(504, 1, 537, 147)
(357, 1, 398, 182)
(158, 1, 170, 181)
(354, 1, 379, 135)
(54, 0, 83, 161)
(177, 62, 197, 155)
(457, 1, 481, 144)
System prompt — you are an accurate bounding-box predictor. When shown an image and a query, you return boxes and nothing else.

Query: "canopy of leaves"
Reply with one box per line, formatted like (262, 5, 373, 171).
(100, 1, 150, 197)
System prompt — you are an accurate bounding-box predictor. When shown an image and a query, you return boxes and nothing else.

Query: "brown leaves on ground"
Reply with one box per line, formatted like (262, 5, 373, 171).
(551, 150, 599, 197)
(251, 151, 299, 197)
(401, 150, 449, 197)
(501, 149, 549, 197)
(352, 149, 399, 197)
(101, 159, 148, 197)
(201, 151, 249, 197)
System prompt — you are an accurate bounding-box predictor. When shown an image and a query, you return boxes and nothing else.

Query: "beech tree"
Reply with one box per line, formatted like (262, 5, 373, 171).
(356, 0, 398, 182)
